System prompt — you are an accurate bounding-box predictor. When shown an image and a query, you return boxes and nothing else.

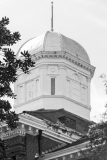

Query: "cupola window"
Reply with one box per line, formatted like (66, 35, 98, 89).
(18, 84, 25, 103)
(72, 74, 80, 102)
(26, 80, 34, 101)
(36, 79, 39, 96)
(51, 78, 55, 95)
(66, 79, 70, 96)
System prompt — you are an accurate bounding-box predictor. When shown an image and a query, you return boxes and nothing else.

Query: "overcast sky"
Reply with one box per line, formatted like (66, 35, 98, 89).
(0, 0, 107, 121)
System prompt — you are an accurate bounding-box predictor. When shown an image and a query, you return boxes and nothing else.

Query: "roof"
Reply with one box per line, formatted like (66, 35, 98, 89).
(24, 108, 94, 134)
(17, 31, 90, 64)
(50, 135, 89, 153)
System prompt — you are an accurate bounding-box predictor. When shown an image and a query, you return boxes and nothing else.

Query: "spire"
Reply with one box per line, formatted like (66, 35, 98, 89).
(51, 2, 54, 32)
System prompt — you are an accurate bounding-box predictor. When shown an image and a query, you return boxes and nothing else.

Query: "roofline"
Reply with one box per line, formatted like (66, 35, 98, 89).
(39, 141, 89, 160)
(16, 37, 36, 58)
(19, 113, 81, 143)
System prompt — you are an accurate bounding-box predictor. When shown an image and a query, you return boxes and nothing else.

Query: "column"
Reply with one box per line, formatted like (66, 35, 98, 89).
(43, 65, 48, 95)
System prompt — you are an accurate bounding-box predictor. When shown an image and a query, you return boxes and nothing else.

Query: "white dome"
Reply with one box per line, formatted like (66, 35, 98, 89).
(17, 31, 90, 64)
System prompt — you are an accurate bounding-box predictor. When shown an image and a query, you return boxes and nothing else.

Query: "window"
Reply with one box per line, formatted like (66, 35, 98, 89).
(72, 82, 80, 97)
(82, 87, 85, 100)
(66, 79, 70, 96)
(81, 86, 87, 105)
(26, 80, 34, 101)
(51, 78, 55, 95)
(36, 79, 39, 96)
(72, 74, 80, 102)
(18, 84, 24, 103)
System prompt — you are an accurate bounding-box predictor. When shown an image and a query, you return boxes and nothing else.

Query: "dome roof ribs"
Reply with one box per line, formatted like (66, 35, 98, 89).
(43, 31, 50, 51)
(58, 32, 64, 51)
(17, 31, 90, 64)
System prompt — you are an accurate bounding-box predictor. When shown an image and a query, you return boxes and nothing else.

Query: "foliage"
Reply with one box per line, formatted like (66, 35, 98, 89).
(80, 74, 107, 160)
(44, 119, 82, 137)
(0, 17, 35, 159)
(83, 121, 107, 160)
(0, 139, 6, 160)
(100, 74, 107, 94)
(82, 74, 107, 160)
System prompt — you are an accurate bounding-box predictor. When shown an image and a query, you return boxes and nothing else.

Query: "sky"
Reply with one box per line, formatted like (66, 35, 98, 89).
(0, 0, 107, 121)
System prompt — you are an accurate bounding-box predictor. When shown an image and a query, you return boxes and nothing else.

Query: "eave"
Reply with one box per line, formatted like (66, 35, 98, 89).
(38, 141, 89, 160)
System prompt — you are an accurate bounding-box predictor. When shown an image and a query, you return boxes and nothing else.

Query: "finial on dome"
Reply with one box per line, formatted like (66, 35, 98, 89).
(51, 2, 54, 32)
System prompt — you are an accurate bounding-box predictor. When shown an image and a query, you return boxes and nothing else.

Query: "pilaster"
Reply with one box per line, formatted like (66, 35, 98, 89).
(39, 65, 44, 96)
(39, 64, 48, 95)
(58, 65, 67, 95)
(87, 78, 91, 108)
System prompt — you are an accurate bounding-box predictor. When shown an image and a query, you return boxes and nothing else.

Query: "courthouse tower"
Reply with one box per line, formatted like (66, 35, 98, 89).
(0, 3, 96, 160)
(14, 30, 95, 120)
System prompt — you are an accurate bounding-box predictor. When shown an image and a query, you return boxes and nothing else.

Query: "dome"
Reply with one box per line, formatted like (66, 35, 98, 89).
(17, 31, 90, 64)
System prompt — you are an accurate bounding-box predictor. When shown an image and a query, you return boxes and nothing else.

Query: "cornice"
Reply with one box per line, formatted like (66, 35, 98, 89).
(39, 64, 48, 70)
(1, 129, 26, 140)
(0, 122, 39, 140)
(31, 51, 95, 78)
(58, 64, 67, 70)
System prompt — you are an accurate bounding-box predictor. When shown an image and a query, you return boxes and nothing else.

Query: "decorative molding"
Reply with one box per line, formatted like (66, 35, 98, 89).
(14, 95, 91, 111)
(1, 122, 39, 140)
(32, 51, 95, 78)
(66, 76, 87, 87)
(51, 67, 56, 72)
(39, 64, 48, 70)
(17, 75, 40, 86)
(1, 128, 26, 140)
(58, 65, 67, 70)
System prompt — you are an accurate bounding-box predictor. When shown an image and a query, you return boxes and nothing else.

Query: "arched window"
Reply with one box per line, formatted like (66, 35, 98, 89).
(72, 74, 81, 102)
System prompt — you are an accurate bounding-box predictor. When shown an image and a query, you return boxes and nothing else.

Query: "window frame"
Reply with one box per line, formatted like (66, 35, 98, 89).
(51, 77, 55, 95)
